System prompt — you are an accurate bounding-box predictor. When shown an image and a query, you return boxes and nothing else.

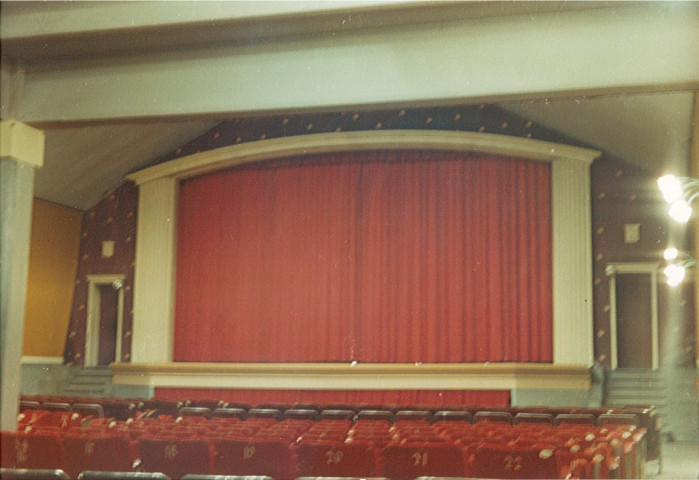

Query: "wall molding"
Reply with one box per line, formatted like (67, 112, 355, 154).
(129, 130, 598, 185)
(127, 130, 600, 367)
(111, 362, 591, 391)
(20, 356, 64, 364)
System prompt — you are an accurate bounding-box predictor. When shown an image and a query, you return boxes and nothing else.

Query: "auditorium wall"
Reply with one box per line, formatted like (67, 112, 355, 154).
(64, 104, 577, 365)
(590, 159, 696, 368)
(60, 103, 693, 374)
(64, 182, 138, 365)
(23, 199, 82, 358)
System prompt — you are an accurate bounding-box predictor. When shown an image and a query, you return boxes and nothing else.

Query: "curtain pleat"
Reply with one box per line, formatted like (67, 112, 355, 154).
(175, 151, 552, 363)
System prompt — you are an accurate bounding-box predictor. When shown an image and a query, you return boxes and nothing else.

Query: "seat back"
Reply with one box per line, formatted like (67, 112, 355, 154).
(212, 408, 247, 420)
(394, 410, 432, 422)
(554, 413, 596, 426)
(19, 401, 41, 411)
(246, 408, 282, 420)
(182, 476, 273, 480)
(380, 444, 465, 480)
(295, 441, 378, 477)
(137, 438, 212, 480)
(41, 402, 72, 412)
(9, 432, 65, 471)
(473, 411, 513, 424)
(319, 410, 355, 421)
(472, 444, 559, 479)
(1, 431, 17, 468)
(513, 412, 554, 425)
(0, 468, 69, 479)
(432, 411, 472, 423)
(212, 439, 296, 479)
(354, 410, 393, 422)
(177, 407, 212, 419)
(63, 434, 137, 478)
(78, 472, 172, 480)
(597, 413, 639, 426)
(283, 409, 319, 421)
(72, 403, 106, 419)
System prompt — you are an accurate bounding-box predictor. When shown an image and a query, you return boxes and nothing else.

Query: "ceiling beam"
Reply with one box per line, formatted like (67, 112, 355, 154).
(6, 2, 699, 125)
(0, 1, 622, 61)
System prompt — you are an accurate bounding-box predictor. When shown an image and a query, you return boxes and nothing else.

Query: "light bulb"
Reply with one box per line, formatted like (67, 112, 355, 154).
(669, 200, 692, 223)
(664, 263, 686, 286)
(657, 175, 683, 204)
(664, 247, 679, 261)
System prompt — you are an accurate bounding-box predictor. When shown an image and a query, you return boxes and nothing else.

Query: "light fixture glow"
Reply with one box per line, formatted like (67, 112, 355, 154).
(657, 174, 684, 204)
(664, 263, 686, 287)
(668, 200, 692, 223)
(664, 247, 679, 261)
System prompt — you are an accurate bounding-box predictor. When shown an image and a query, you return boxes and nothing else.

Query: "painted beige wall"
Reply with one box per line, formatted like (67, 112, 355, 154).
(23, 198, 82, 357)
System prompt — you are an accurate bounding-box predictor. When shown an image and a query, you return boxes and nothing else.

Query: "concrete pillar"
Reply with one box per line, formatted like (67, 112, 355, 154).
(0, 120, 44, 430)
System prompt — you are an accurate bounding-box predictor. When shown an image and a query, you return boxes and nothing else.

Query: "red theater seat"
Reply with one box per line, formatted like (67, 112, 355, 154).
(177, 407, 212, 419)
(41, 402, 72, 412)
(394, 410, 432, 422)
(472, 444, 560, 479)
(432, 410, 472, 423)
(19, 401, 41, 411)
(319, 409, 355, 421)
(597, 413, 639, 426)
(72, 403, 105, 419)
(380, 443, 466, 480)
(3, 431, 65, 472)
(0, 468, 70, 480)
(554, 413, 596, 426)
(295, 441, 379, 477)
(62, 433, 138, 478)
(283, 409, 319, 421)
(212, 438, 296, 479)
(354, 410, 393, 422)
(473, 411, 513, 424)
(513, 412, 555, 425)
(211, 408, 247, 420)
(137, 438, 212, 480)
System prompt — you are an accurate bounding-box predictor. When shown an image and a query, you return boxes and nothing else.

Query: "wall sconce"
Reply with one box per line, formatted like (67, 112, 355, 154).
(663, 247, 696, 287)
(657, 174, 699, 223)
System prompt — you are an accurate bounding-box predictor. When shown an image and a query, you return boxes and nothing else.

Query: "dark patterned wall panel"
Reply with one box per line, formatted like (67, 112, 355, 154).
(590, 159, 694, 367)
(64, 182, 138, 364)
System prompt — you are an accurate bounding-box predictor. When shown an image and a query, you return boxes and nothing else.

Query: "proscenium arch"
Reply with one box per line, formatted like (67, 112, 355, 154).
(125, 130, 600, 389)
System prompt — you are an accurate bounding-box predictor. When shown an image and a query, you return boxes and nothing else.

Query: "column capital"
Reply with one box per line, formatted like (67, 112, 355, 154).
(0, 120, 44, 168)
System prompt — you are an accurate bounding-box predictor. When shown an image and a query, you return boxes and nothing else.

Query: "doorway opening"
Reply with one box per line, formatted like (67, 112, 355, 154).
(85, 274, 125, 367)
(606, 263, 659, 370)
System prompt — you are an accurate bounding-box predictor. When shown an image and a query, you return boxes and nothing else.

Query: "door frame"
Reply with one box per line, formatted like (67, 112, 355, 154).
(605, 262, 660, 370)
(85, 274, 125, 367)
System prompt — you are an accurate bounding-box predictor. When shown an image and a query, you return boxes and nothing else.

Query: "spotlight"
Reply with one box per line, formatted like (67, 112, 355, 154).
(669, 200, 692, 224)
(657, 174, 699, 223)
(664, 264, 686, 287)
(657, 174, 683, 203)
(662, 248, 696, 287)
(664, 247, 679, 261)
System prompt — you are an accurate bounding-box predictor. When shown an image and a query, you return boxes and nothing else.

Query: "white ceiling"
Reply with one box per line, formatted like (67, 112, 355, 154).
(34, 90, 695, 211)
(502, 91, 695, 176)
(36, 121, 216, 210)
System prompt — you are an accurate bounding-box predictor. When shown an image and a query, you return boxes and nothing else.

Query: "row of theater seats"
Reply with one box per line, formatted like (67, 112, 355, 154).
(2, 405, 649, 480)
(18, 395, 662, 466)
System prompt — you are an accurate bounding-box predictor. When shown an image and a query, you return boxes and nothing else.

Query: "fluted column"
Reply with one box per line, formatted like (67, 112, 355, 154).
(551, 158, 594, 365)
(131, 177, 178, 363)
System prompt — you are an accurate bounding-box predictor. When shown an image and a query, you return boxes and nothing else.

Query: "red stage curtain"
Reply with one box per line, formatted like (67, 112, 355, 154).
(154, 388, 511, 408)
(175, 151, 552, 363)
